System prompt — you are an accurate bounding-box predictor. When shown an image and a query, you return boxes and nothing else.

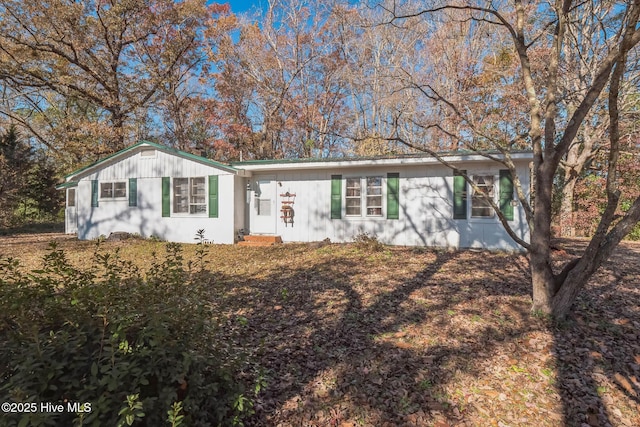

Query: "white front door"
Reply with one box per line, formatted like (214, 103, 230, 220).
(251, 178, 276, 234)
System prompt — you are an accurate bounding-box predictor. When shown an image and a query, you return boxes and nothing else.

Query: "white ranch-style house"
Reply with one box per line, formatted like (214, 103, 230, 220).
(58, 141, 533, 250)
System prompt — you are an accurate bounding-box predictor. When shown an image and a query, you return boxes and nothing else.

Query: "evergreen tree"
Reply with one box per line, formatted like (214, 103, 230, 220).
(0, 126, 33, 226)
(21, 155, 63, 220)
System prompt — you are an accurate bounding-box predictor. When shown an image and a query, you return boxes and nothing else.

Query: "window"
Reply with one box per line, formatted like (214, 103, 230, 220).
(257, 199, 271, 216)
(67, 188, 76, 207)
(345, 176, 383, 217)
(173, 177, 206, 214)
(346, 178, 361, 216)
(163, 176, 218, 218)
(255, 180, 272, 216)
(366, 177, 383, 216)
(100, 182, 126, 199)
(471, 175, 495, 217)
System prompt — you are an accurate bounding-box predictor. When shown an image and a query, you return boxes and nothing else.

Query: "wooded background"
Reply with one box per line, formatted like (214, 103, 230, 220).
(1, 1, 639, 316)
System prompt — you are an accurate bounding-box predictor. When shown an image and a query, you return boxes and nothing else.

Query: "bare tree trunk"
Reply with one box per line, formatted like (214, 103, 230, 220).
(530, 162, 557, 314)
(559, 176, 577, 237)
(110, 111, 127, 152)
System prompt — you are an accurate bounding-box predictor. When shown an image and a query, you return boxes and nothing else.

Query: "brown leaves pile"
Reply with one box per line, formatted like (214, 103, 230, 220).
(2, 235, 639, 426)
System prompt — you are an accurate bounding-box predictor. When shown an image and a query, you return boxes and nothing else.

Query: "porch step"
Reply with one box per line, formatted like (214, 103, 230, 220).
(237, 235, 283, 246)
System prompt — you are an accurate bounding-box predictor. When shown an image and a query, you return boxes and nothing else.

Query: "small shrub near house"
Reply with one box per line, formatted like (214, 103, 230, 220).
(0, 242, 258, 426)
(352, 231, 384, 252)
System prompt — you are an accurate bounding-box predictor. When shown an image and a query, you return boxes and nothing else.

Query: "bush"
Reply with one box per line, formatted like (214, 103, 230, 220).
(352, 231, 384, 252)
(0, 242, 258, 426)
(627, 222, 640, 241)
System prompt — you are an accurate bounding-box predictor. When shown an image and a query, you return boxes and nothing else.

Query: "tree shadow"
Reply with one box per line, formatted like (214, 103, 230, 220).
(208, 244, 553, 426)
(551, 239, 640, 427)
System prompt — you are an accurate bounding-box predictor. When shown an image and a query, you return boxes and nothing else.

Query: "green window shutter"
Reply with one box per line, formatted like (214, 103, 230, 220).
(91, 180, 99, 207)
(499, 169, 514, 221)
(330, 175, 342, 219)
(162, 177, 170, 217)
(453, 171, 467, 219)
(208, 175, 219, 218)
(128, 178, 137, 207)
(387, 173, 400, 219)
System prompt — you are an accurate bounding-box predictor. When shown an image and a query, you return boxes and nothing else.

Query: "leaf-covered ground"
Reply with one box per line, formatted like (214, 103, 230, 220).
(1, 234, 639, 427)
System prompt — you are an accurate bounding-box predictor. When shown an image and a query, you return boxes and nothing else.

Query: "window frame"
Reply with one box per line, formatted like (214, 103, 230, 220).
(345, 177, 362, 216)
(99, 181, 127, 200)
(343, 176, 385, 218)
(172, 177, 207, 216)
(470, 174, 496, 218)
(365, 176, 383, 216)
(67, 188, 76, 207)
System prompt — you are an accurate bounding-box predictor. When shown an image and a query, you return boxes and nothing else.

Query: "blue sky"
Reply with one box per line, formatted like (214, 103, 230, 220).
(218, 0, 264, 14)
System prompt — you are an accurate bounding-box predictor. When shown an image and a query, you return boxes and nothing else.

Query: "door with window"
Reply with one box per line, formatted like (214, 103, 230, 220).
(251, 178, 276, 234)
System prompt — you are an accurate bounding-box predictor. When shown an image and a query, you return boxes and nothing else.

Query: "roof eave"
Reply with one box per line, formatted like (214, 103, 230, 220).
(55, 181, 79, 190)
(234, 151, 534, 172)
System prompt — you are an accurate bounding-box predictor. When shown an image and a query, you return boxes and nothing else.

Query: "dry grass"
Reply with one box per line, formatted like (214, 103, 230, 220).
(1, 234, 639, 427)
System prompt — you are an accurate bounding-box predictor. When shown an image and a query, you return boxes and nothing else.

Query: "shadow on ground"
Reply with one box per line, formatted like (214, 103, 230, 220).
(207, 240, 640, 426)
(551, 240, 640, 427)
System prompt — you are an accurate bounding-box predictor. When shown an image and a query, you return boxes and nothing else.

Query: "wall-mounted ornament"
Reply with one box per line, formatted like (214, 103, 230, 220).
(280, 192, 296, 227)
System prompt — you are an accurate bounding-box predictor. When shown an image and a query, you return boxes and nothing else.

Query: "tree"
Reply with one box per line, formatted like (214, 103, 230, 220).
(0, 0, 214, 154)
(556, 1, 640, 237)
(211, 0, 352, 159)
(333, 3, 433, 154)
(20, 154, 63, 221)
(379, 0, 640, 319)
(0, 125, 33, 225)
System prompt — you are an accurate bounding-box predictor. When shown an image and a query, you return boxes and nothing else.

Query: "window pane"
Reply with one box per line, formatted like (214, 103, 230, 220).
(367, 195, 382, 207)
(114, 182, 126, 198)
(67, 189, 76, 207)
(100, 183, 113, 198)
(367, 177, 382, 194)
(366, 177, 382, 216)
(190, 204, 207, 214)
(173, 178, 189, 213)
(190, 177, 206, 205)
(346, 196, 361, 215)
(471, 175, 495, 217)
(367, 187, 382, 196)
(346, 206, 361, 215)
(257, 198, 271, 216)
(346, 178, 362, 215)
(346, 179, 361, 194)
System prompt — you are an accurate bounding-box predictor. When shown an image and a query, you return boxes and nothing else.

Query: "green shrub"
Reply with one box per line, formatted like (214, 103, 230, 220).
(0, 242, 257, 426)
(627, 222, 640, 241)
